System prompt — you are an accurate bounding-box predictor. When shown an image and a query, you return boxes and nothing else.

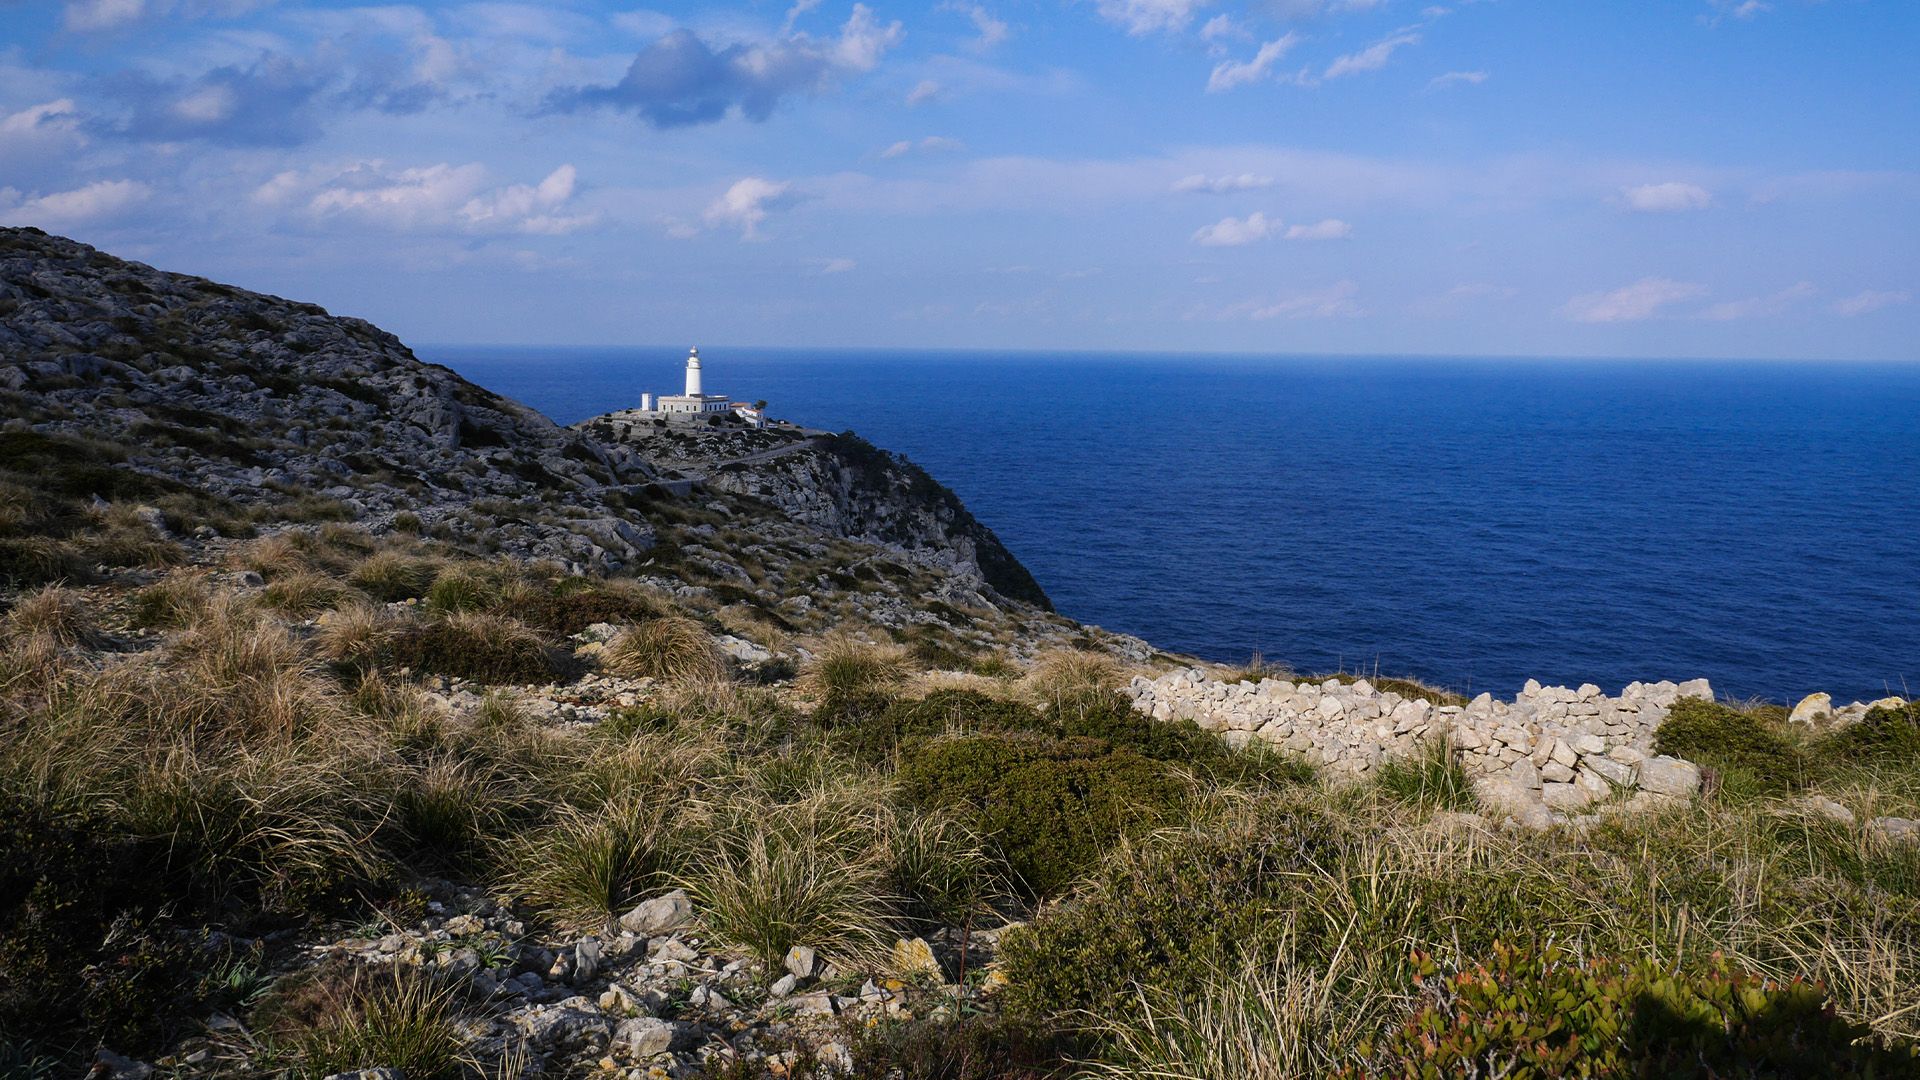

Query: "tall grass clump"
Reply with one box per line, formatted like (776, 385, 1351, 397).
(603, 615, 728, 686)
(158, 596, 342, 742)
(388, 611, 557, 684)
(347, 549, 442, 603)
(273, 965, 464, 1080)
(1024, 648, 1122, 708)
(509, 795, 682, 928)
(258, 570, 360, 617)
(423, 566, 500, 614)
(800, 632, 914, 698)
(1373, 738, 1476, 812)
(129, 571, 215, 630)
(683, 793, 896, 972)
(2, 586, 99, 650)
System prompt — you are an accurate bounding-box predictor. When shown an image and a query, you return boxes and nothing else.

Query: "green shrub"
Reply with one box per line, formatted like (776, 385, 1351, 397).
(521, 578, 665, 637)
(1050, 690, 1314, 790)
(846, 1015, 1079, 1079)
(998, 802, 1344, 1018)
(1365, 942, 1918, 1079)
(1820, 699, 1920, 763)
(833, 689, 1043, 764)
(1653, 699, 1809, 796)
(899, 735, 1192, 899)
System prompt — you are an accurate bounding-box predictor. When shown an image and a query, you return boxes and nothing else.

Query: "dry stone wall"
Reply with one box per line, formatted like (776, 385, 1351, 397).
(1128, 671, 1713, 827)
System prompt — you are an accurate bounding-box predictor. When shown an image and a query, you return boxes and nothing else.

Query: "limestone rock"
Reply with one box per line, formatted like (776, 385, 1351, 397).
(1788, 692, 1833, 726)
(618, 889, 692, 936)
(1635, 756, 1701, 798)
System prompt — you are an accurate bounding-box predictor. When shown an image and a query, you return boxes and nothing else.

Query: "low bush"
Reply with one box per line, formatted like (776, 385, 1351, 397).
(1654, 699, 1809, 796)
(1821, 699, 1920, 763)
(603, 615, 728, 685)
(846, 1015, 1078, 1079)
(1365, 942, 1917, 1079)
(1051, 690, 1315, 790)
(832, 689, 1043, 764)
(520, 577, 665, 637)
(899, 734, 1192, 899)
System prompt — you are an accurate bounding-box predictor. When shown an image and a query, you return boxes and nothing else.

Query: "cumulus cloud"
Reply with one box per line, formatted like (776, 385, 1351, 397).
(1324, 32, 1419, 80)
(1831, 290, 1911, 317)
(1192, 211, 1277, 246)
(1698, 281, 1815, 321)
(106, 55, 331, 146)
(1207, 33, 1301, 92)
(906, 79, 943, 106)
(0, 178, 150, 228)
(1096, 0, 1208, 37)
(704, 177, 795, 239)
(1171, 173, 1274, 193)
(258, 160, 594, 234)
(1250, 280, 1363, 320)
(880, 135, 963, 158)
(548, 6, 903, 128)
(1284, 217, 1350, 240)
(1426, 70, 1486, 91)
(1560, 277, 1707, 323)
(1621, 181, 1712, 212)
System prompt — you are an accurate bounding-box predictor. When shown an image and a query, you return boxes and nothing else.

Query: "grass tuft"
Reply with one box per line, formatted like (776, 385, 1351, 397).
(603, 615, 728, 685)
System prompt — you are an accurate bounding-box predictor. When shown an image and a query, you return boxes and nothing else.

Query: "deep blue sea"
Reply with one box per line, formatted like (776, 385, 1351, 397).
(422, 346, 1920, 704)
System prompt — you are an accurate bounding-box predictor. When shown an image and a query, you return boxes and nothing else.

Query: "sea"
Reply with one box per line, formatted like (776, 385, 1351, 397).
(422, 346, 1920, 705)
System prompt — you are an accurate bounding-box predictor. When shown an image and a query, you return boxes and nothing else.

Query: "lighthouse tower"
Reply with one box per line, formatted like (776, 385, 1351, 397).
(651, 345, 731, 417)
(684, 346, 703, 397)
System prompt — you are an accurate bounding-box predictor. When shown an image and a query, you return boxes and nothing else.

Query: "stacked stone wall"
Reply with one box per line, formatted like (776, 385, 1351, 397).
(1128, 671, 1712, 826)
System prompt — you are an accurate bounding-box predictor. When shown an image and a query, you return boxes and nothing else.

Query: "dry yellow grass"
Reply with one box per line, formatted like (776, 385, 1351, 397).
(603, 616, 728, 686)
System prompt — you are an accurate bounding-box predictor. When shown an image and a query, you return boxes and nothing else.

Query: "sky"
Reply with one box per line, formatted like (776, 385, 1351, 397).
(0, 0, 1915, 359)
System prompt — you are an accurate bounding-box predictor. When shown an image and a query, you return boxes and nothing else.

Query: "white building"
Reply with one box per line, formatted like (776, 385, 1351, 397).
(650, 347, 733, 416)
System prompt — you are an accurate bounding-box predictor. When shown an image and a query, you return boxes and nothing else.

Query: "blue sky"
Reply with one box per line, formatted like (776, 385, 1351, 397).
(1, 0, 1914, 359)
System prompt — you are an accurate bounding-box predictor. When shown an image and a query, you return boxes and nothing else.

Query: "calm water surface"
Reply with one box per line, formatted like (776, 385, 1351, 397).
(422, 346, 1920, 704)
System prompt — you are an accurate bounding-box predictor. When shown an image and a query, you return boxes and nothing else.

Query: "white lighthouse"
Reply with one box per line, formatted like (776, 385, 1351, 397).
(650, 345, 732, 417)
(684, 346, 703, 397)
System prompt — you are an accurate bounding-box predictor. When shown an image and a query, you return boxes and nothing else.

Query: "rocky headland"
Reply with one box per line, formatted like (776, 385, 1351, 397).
(5, 228, 1920, 1080)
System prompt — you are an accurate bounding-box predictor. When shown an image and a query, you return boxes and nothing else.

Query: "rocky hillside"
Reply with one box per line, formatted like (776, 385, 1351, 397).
(0, 227, 1090, 654)
(578, 413, 1050, 610)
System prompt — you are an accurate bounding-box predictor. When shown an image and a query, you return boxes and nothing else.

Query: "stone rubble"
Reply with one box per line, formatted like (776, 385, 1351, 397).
(1129, 671, 1718, 826)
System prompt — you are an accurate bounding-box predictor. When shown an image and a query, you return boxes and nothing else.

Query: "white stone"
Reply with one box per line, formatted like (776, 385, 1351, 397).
(1635, 756, 1701, 798)
(1787, 692, 1832, 726)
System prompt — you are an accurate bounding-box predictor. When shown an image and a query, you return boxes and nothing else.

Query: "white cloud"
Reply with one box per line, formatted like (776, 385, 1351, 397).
(63, 0, 146, 32)
(782, 0, 824, 32)
(816, 257, 857, 273)
(1705, 0, 1770, 23)
(1171, 173, 1274, 193)
(1698, 281, 1816, 321)
(1560, 277, 1707, 323)
(1831, 290, 1911, 317)
(0, 179, 151, 227)
(1207, 33, 1301, 93)
(1622, 181, 1712, 212)
(1285, 218, 1351, 240)
(1324, 32, 1419, 80)
(1192, 211, 1277, 246)
(261, 161, 594, 235)
(906, 79, 943, 106)
(0, 99, 80, 136)
(1426, 70, 1487, 91)
(942, 2, 1009, 48)
(705, 176, 793, 239)
(1096, 0, 1208, 37)
(881, 135, 963, 158)
(833, 4, 906, 72)
(1251, 280, 1363, 319)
